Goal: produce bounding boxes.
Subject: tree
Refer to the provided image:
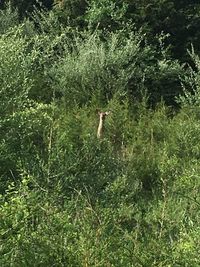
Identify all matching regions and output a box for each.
[1,0,53,18]
[53,0,87,27]
[124,0,200,61]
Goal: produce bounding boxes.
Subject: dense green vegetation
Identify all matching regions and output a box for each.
[0,1,200,266]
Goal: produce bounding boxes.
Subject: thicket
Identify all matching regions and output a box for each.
[0,2,200,267]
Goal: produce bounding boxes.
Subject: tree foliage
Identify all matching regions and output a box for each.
[0,3,200,267]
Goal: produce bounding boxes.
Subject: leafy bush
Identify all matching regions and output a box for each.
[0,4,19,34]
[178,47,200,109]
[0,6,200,267]
[49,30,150,106]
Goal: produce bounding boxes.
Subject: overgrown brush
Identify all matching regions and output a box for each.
[0,6,200,267]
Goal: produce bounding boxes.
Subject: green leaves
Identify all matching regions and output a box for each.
[0,26,33,115]
[50,29,176,107]
[0,4,200,267]
[85,0,128,30]
[0,4,19,34]
[177,47,200,109]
